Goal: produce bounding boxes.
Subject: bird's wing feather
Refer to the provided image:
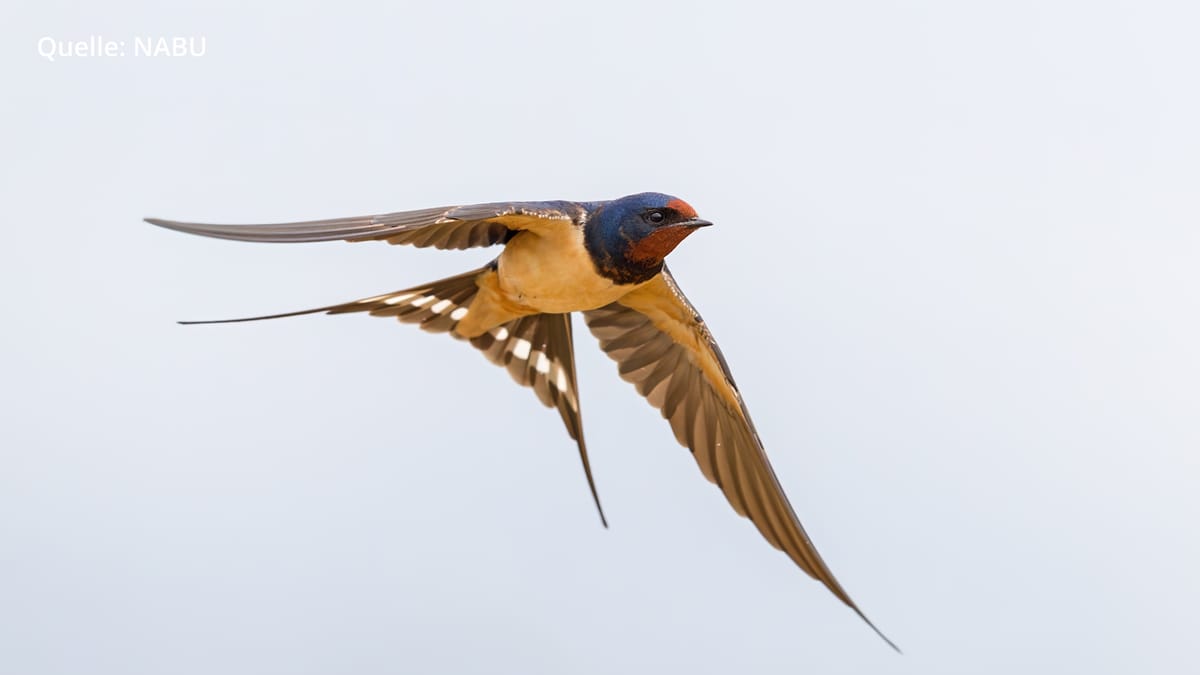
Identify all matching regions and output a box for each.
[179,266,606,526]
[468,311,606,526]
[583,267,894,649]
[145,201,583,250]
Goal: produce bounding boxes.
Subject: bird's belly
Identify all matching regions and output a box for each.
[497,231,628,313]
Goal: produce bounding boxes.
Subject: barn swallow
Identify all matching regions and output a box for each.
[147,192,896,650]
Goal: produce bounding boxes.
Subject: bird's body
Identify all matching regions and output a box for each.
[471,214,623,332]
[147,192,897,650]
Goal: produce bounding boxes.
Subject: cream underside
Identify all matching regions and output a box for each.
[498,226,634,312]
[451,228,635,337]
[453,226,644,338]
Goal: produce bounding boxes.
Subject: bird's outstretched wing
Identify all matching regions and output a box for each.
[468,310,605,527]
[179,265,606,527]
[145,201,584,250]
[583,267,895,650]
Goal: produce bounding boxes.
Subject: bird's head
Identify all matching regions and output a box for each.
[585,192,712,284]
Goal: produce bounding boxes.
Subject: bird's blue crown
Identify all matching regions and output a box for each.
[584,192,705,285]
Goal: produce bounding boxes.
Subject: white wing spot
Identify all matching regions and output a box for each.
[534,352,551,374]
[492,327,509,341]
[512,338,532,360]
[555,366,569,393]
[450,307,468,320]
[383,293,416,306]
[410,295,435,308]
[430,299,453,314]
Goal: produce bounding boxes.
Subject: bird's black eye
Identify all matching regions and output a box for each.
[646,210,666,224]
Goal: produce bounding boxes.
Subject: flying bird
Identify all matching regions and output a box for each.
[147,192,896,650]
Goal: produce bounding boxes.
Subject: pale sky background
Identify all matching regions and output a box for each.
[3,1,1199,673]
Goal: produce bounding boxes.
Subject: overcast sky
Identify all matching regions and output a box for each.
[3,1,1199,673]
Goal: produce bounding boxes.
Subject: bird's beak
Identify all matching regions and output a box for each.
[681,218,713,228]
